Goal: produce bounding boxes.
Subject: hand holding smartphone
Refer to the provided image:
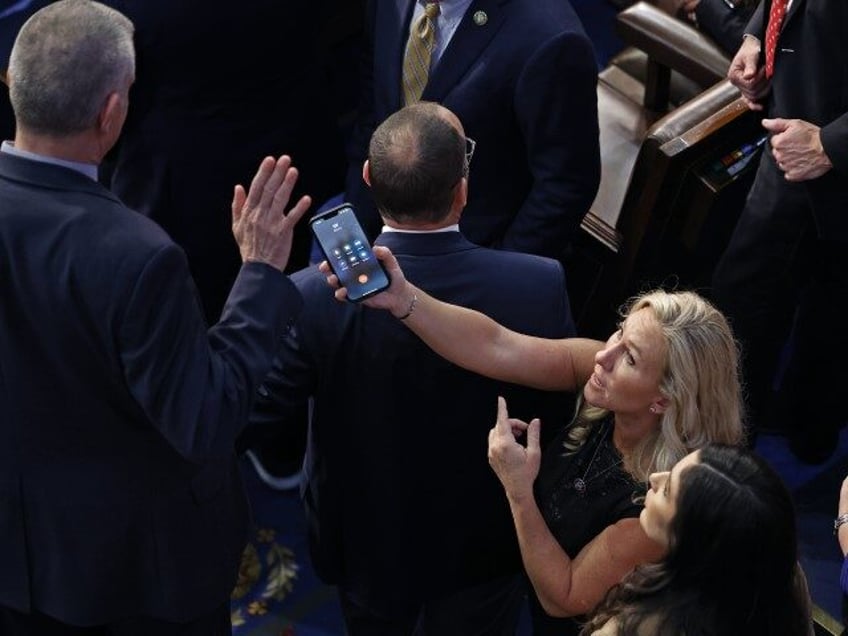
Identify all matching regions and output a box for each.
[309,203,390,302]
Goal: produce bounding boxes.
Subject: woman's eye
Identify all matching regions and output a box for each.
[625,351,635,365]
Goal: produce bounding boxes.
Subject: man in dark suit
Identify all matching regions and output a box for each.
[712,0,848,461]
[344,0,601,263]
[0,1,309,632]
[249,102,577,635]
[656,0,757,55]
[1,0,347,323]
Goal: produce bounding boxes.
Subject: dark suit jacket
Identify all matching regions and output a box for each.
[746,0,848,239]
[694,0,756,55]
[345,0,601,260]
[0,152,301,625]
[250,230,577,618]
[96,0,346,320]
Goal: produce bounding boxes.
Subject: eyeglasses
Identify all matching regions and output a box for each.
[463,136,476,176]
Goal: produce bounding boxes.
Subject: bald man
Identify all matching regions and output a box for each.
[248,102,578,635]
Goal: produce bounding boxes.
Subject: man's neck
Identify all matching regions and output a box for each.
[14,128,101,165]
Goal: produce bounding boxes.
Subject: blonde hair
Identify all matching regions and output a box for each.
[566,290,745,481]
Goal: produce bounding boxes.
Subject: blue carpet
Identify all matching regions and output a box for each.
[231,461,344,636]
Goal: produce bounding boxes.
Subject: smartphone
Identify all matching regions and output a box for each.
[309,203,390,302]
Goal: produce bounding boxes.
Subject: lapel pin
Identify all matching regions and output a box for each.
[473,10,488,26]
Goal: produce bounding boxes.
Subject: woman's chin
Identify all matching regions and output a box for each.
[583,386,603,409]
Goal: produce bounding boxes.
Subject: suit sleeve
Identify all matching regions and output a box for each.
[743,0,765,38]
[694,0,757,55]
[247,320,316,437]
[503,30,601,258]
[119,246,302,461]
[821,113,848,176]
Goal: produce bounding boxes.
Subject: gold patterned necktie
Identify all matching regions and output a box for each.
[402,2,441,105]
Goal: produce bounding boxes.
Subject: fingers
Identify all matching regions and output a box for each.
[242,156,278,214]
[509,420,530,437]
[268,161,299,214]
[496,396,512,433]
[255,158,295,222]
[526,419,541,454]
[231,184,246,224]
[281,194,312,229]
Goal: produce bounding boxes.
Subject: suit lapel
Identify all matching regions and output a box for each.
[422,0,507,101]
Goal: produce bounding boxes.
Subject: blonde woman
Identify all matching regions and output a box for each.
[323,251,745,635]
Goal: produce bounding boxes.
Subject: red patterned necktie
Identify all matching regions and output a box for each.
[764,0,788,78]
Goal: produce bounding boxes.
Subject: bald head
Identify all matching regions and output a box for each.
[366,101,467,225]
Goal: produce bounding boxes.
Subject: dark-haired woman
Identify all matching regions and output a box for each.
[583,444,813,635]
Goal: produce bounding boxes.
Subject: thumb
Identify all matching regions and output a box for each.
[526,418,541,453]
[740,55,759,79]
[373,245,400,272]
[762,118,789,133]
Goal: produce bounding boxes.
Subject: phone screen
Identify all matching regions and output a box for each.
[310,204,390,302]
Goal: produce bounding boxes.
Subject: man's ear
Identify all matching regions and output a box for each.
[362,160,371,187]
[97,92,122,136]
[452,177,468,212]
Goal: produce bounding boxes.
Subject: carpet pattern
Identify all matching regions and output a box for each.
[230,460,345,636]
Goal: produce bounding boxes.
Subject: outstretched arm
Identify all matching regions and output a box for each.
[322,246,603,391]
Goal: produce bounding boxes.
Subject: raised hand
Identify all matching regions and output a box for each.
[488,396,542,505]
[231,155,312,272]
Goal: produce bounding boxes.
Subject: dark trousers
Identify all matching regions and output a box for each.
[339,573,526,636]
[711,150,848,448]
[0,602,231,636]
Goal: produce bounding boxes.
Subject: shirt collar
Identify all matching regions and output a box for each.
[381,223,460,234]
[1,140,99,181]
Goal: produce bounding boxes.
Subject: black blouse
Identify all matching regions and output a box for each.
[530,415,646,636]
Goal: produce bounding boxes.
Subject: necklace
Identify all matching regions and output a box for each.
[573,422,624,497]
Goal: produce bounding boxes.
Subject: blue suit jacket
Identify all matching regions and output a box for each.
[250,230,577,618]
[346,0,601,260]
[0,152,301,624]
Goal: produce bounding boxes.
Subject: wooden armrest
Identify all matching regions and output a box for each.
[648,79,744,148]
[616,1,730,109]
